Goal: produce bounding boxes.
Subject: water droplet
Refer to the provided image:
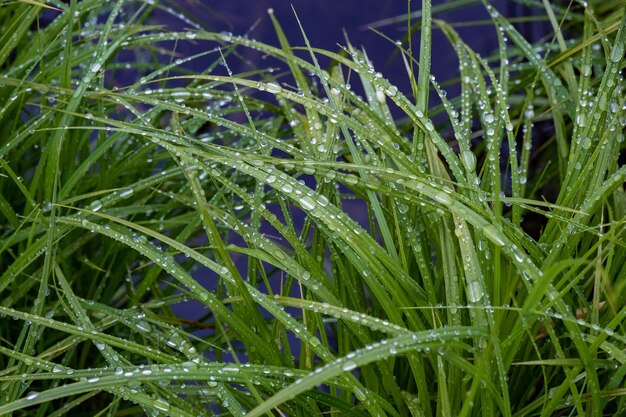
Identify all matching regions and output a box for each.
[135,321,151,332]
[154,398,170,412]
[482,225,505,247]
[25,391,39,400]
[460,150,476,172]
[119,188,134,198]
[90,200,103,212]
[344,175,359,185]
[433,191,453,206]
[299,196,316,211]
[610,43,624,63]
[385,85,398,97]
[467,281,484,303]
[397,203,409,214]
[375,89,386,104]
[266,83,282,94]
[342,360,358,371]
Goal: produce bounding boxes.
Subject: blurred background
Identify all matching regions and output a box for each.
[150,0,552,98]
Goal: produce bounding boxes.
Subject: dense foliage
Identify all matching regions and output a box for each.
[0,0,625,416]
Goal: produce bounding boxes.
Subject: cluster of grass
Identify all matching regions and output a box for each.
[0,0,625,415]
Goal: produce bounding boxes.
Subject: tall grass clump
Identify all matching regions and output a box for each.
[1,0,625,415]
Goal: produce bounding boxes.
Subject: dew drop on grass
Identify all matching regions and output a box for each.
[309,336,321,347]
[87,377,100,383]
[342,360,358,371]
[460,150,477,172]
[90,200,103,212]
[281,183,293,193]
[119,188,134,198]
[385,85,398,97]
[484,113,495,124]
[299,196,316,211]
[433,191,453,206]
[610,42,624,63]
[344,175,359,185]
[482,225,505,247]
[153,398,170,412]
[52,364,64,373]
[467,281,484,303]
[266,175,276,184]
[266,82,282,94]
[135,321,151,332]
[375,89,386,104]
[25,391,39,400]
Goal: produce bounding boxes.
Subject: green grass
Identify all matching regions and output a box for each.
[0,0,625,416]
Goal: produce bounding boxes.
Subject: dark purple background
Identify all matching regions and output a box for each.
[168,0,549,96]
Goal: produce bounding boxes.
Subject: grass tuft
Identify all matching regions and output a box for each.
[0,0,625,416]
